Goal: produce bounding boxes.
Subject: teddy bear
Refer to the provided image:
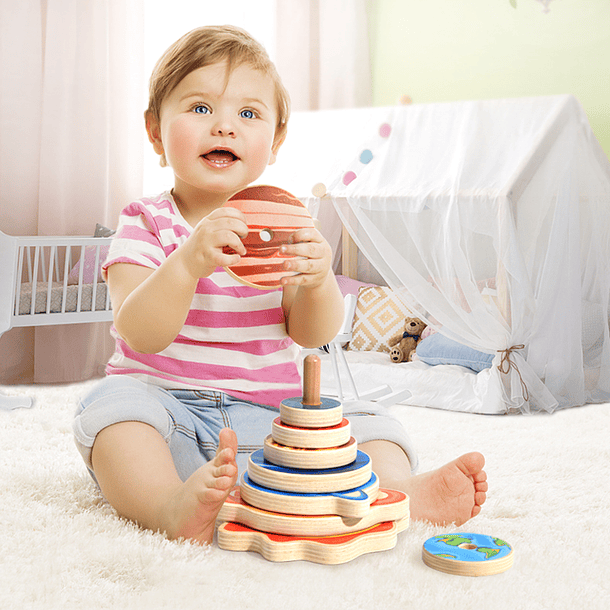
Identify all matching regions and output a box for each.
[388,317,427,363]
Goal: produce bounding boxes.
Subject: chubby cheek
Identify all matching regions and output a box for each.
[248,134,276,174]
[162,118,198,167]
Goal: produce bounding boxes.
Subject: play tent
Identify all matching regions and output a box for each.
[261,95,610,414]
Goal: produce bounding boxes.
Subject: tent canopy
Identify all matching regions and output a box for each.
[262,95,610,413]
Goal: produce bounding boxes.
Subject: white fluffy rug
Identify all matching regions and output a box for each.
[1,379,609,610]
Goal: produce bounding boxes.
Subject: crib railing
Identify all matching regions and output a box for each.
[11,236,113,327]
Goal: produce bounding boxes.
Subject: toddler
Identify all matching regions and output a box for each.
[74,25,487,544]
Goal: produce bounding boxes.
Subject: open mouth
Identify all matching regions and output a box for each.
[201,149,239,167]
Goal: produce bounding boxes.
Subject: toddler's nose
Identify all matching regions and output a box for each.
[212,115,236,137]
[214,125,235,137]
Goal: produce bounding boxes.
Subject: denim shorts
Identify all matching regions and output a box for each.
[73,375,418,481]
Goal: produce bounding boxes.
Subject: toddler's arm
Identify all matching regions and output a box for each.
[280,228,344,348]
[107,207,248,354]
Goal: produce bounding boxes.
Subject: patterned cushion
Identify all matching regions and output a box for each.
[347,286,416,353]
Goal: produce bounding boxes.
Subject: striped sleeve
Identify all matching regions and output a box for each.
[102,199,169,278]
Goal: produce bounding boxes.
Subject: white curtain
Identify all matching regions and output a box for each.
[0,0,144,384]
[274,0,372,272]
[275,0,372,112]
[326,96,610,413]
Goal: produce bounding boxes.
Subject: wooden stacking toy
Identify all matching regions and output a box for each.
[217,354,410,564]
[223,185,316,289]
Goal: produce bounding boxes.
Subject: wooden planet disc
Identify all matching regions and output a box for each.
[280,396,343,428]
[223,185,315,289]
[247,449,372,494]
[271,417,351,449]
[239,472,379,519]
[263,435,358,469]
[217,519,401,565]
[422,533,514,577]
[217,486,409,537]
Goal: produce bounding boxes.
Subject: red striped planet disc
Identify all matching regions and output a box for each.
[223,185,315,289]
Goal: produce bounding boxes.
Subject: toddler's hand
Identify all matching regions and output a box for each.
[279,228,333,289]
[179,207,248,280]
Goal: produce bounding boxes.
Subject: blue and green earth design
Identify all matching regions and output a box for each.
[423,533,512,562]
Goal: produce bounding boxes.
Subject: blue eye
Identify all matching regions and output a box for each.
[193,105,210,114]
[240,109,255,119]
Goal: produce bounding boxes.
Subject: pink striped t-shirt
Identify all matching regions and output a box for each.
[102,192,301,408]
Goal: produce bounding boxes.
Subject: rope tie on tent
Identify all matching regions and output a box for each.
[497,344,530,402]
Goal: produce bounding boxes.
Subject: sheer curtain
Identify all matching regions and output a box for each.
[326,96,610,413]
[275,0,372,111]
[273,0,372,272]
[0,0,144,384]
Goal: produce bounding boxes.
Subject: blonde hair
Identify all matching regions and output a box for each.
[146,25,290,167]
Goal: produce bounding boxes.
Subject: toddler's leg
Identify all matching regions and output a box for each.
[360,440,488,526]
[91,422,237,544]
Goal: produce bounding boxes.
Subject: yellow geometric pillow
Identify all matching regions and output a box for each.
[347,286,416,353]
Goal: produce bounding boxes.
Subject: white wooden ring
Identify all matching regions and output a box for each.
[263,435,358,469]
[271,417,351,449]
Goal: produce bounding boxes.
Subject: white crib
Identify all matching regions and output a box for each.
[0,229,113,409]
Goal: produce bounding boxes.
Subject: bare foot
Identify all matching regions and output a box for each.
[165,428,239,544]
[406,452,488,526]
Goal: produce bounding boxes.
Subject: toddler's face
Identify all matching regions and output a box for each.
[150,61,279,201]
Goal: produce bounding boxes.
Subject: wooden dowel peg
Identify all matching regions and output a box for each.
[302,354,321,406]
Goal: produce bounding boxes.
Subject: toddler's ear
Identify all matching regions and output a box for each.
[268,134,286,166]
[145,113,165,157]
